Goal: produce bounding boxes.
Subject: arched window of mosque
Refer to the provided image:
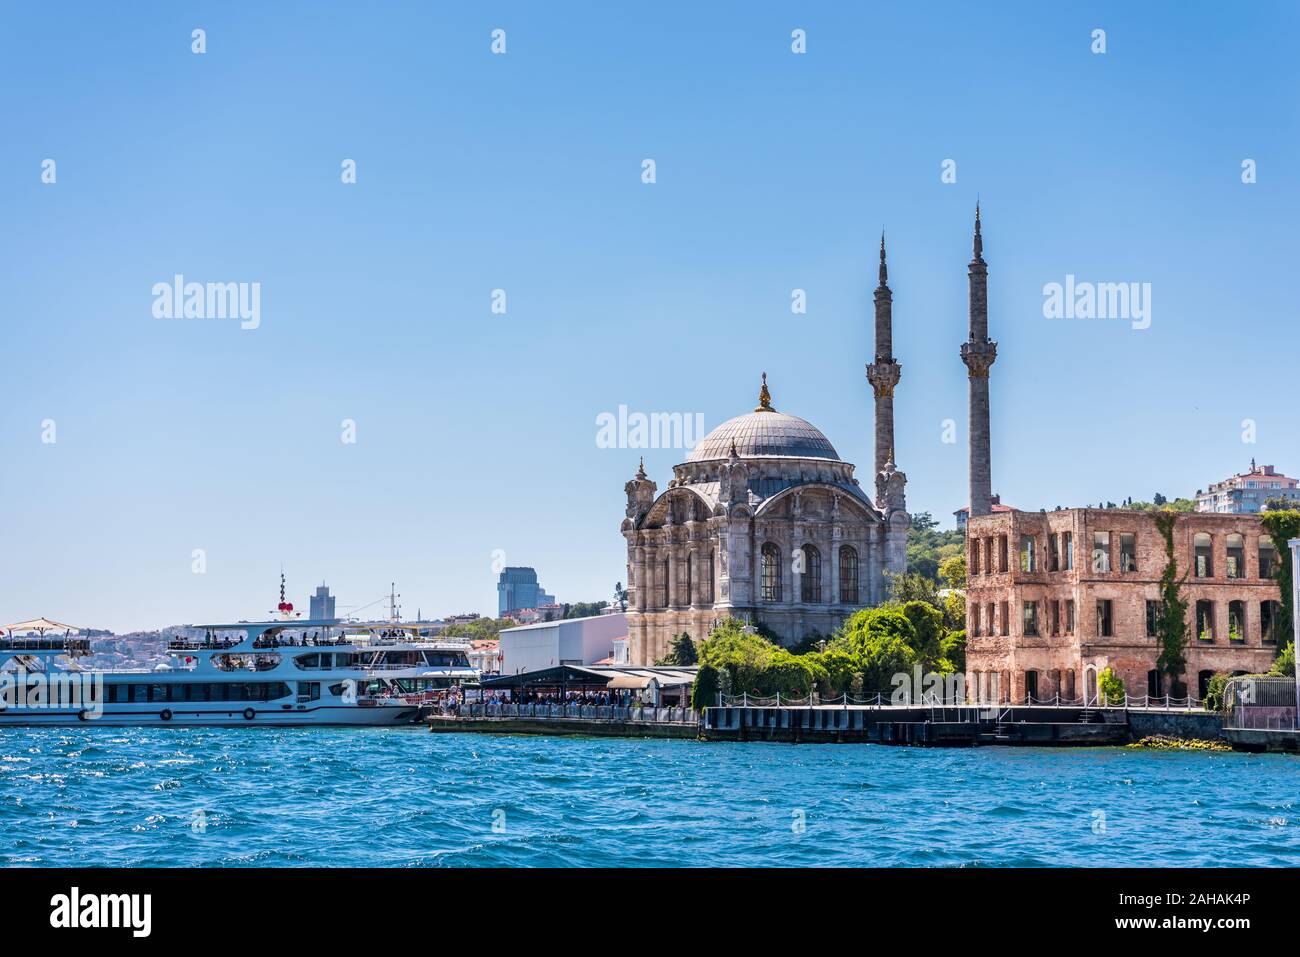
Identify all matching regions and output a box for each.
[800,545,822,603]
[839,546,859,604]
[761,543,782,602]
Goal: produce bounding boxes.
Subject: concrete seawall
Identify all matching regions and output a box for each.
[426,715,698,739]
[703,705,1129,746]
[1128,710,1224,741]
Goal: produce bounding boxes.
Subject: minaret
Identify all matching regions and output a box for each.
[866,233,902,506]
[960,204,997,517]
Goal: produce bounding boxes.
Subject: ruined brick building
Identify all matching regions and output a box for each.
[960,210,1285,704]
[965,508,1283,703]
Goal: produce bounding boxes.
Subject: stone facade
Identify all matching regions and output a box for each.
[965,508,1284,705]
[621,376,909,665]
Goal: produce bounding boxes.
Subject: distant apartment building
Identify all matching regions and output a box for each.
[496,567,556,617]
[965,508,1284,705]
[1196,461,1300,514]
[468,639,502,675]
[953,493,1012,530]
[507,604,566,625]
[309,584,336,620]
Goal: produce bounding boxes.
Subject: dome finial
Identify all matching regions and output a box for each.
[755,371,775,412]
[636,455,646,480]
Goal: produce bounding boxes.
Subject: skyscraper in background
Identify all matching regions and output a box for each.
[309,584,336,620]
[497,567,554,617]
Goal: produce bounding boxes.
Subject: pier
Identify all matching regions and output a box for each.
[425,701,1236,746]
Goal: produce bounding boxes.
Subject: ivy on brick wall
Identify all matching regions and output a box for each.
[1260,509,1300,660]
[1153,510,1190,682]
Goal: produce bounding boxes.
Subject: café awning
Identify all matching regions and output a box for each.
[2,617,84,635]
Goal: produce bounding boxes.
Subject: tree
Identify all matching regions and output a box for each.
[1130,497,1196,513]
[692,664,720,711]
[911,511,939,533]
[898,600,945,670]
[697,619,776,695]
[809,647,857,696]
[1260,509,1300,659]
[1270,642,1295,678]
[938,554,966,590]
[935,554,967,631]
[831,607,920,692]
[613,582,629,612]
[1152,511,1190,684]
[762,649,828,697]
[906,511,964,582]
[939,629,967,673]
[442,617,515,642]
[563,601,606,619]
[1204,672,1232,712]
[888,572,940,606]
[1098,667,1125,706]
[657,632,698,666]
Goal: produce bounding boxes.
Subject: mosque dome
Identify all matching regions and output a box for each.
[686,374,840,462]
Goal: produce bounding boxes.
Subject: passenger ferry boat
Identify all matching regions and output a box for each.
[0,606,479,727]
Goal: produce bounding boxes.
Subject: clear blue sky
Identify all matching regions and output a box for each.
[2,2,1297,632]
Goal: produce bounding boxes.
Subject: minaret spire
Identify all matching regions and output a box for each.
[960,203,997,517]
[866,233,903,511]
[755,371,775,412]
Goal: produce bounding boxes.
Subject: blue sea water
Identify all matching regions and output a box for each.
[0,727,1296,867]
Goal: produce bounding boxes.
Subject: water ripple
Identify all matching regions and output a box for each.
[0,728,1297,867]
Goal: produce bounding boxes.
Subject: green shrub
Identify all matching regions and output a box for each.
[1271,641,1295,678]
[1203,671,1233,712]
[1098,667,1126,706]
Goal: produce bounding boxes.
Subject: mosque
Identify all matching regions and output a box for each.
[620,236,913,665]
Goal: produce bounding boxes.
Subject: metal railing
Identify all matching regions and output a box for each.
[1223,707,1298,732]
[0,637,91,652]
[716,691,1208,710]
[454,702,698,724]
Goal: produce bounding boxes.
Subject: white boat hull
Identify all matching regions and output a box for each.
[0,702,422,727]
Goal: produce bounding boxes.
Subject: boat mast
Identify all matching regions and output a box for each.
[388,583,401,624]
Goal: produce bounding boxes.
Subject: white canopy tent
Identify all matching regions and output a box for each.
[2,618,84,636]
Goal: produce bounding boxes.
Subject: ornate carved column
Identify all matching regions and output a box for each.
[634,545,648,612]
[666,545,678,610]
